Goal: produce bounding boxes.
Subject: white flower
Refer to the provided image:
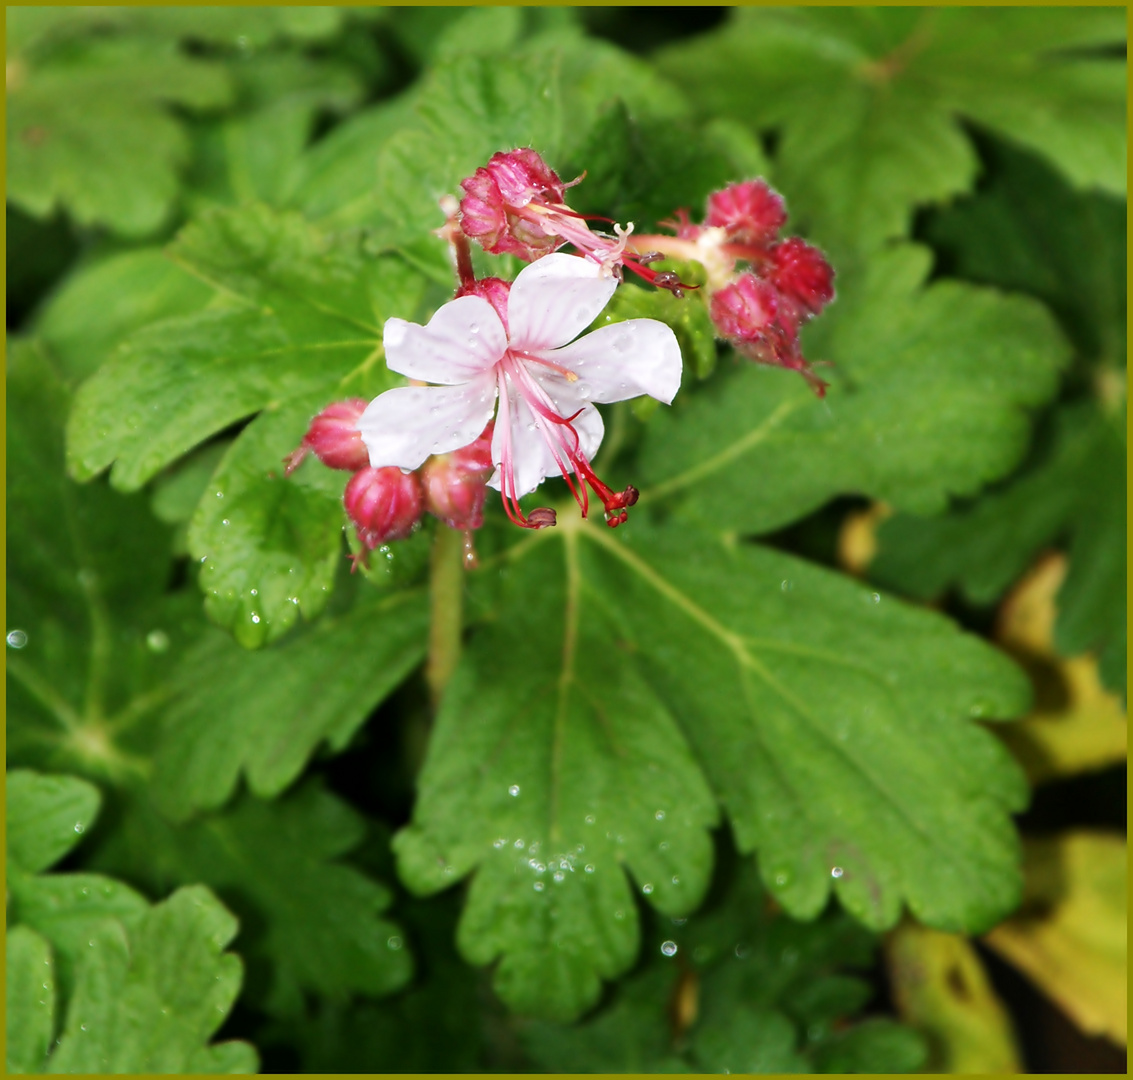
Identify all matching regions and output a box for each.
[359,254,682,528]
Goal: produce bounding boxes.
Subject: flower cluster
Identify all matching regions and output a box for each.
[286,149,835,562]
[286,399,493,566]
[639,179,836,395]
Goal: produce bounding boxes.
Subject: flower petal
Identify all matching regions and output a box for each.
[507,253,619,351]
[358,377,497,471]
[538,318,683,405]
[488,383,604,499]
[384,296,506,385]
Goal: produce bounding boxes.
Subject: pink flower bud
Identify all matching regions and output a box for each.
[457,277,511,332]
[284,398,370,476]
[710,274,779,342]
[420,423,495,530]
[706,180,787,244]
[484,148,566,208]
[768,238,835,329]
[459,150,571,262]
[344,467,423,549]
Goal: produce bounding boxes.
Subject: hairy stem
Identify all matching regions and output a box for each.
[425,523,465,709]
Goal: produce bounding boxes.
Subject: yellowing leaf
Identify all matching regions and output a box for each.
[984,831,1127,1045]
[885,922,1021,1073]
[995,554,1126,786]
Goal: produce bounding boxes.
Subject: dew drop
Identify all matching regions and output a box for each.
[660,940,678,957]
[146,629,169,653]
[508,784,520,797]
[658,841,670,852]
[386,935,403,951]
[73,822,84,834]
[671,876,680,885]
[584,864,595,873]
[250,613,261,624]
[533,881,545,892]
[514,839,525,849]
[735,942,750,959]
[584,814,595,825]
[80,1024,88,1032]
[831,866,844,879]
[781,579,792,592]
[221,518,230,526]
[493,838,506,849]
[642,882,654,895]
[6,629,28,649]
[553,870,565,883]
[614,909,625,920]
[655,809,666,821]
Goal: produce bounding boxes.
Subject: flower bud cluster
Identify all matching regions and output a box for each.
[667,179,835,395]
[285,399,494,565]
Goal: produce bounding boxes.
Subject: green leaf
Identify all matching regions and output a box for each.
[6,339,198,781]
[187,395,354,647]
[640,245,1069,534]
[45,886,257,1074]
[580,521,1029,932]
[151,584,429,819]
[262,891,491,1072]
[924,136,1126,371]
[185,52,365,213]
[693,1005,807,1073]
[395,532,720,1021]
[88,783,413,1017]
[812,1017,928,1073]
[6,925,55,1074]
[34,249,214,381]
[657,8,1126,253]
[65,204,431,642]
[398,515,1027,1018]
[6,769,101,874]
[873,401,1127,696]
[561,102,771,231]
[523,854,924,1072]
[123,6,346,48]
[66,204,424,488]
[7,30,231,235]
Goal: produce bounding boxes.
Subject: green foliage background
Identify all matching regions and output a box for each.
[6,7,1126,1073]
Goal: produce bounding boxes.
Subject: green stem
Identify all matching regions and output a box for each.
[425,524,466,709]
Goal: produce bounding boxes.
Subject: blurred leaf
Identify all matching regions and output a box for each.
[44,887,257,1073]
[6,339,200,781]
[151,583,429,819]
[6,925,56,1075]
[123,6,346,48]
[261,891,491,1073]
[6,769,101,874]
[984,832,1127,1045]
[397,516,1029,1018]
[658,8,1126,253]
[34,249,214,381]
[88,782,413,1018]
[640,244,1068,534]
[873,401,1127,697]
[924,136,1126,372]
[993,555,1126,785]
[186,52,365,213]
[812,1018,928,1074]
[561,102,771,230]
[885,922,1021,1073]
[7,25,231,235]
